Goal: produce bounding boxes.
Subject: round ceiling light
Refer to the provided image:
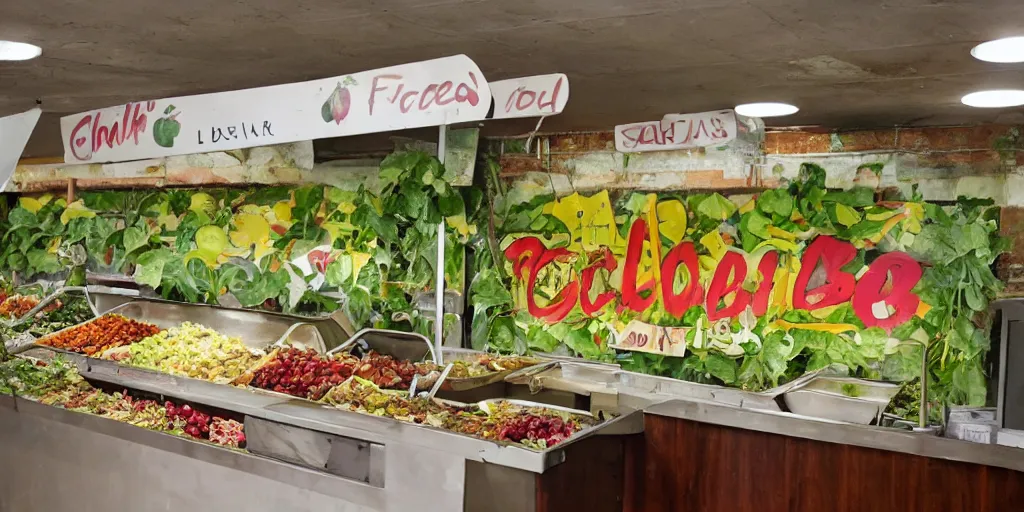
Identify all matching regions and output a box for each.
[972,37,1024,63]
[961,90,1024,108]
[0,41,41,61]
[734,102,799,117]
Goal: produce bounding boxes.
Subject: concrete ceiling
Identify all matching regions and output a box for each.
[5,0,1024,158]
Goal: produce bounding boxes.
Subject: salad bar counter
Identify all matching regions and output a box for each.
[0,293,641,512]
[6,289,1024,512]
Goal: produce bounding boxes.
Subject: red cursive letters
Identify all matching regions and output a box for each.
[68,101,156,161]
[504,237,579,323]
[792,236,857,311]
[852,252,922,332]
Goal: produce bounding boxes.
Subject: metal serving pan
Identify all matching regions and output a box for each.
[105,300,327,351]
[31,301,325,388]
[783,389,888,425]
[327,328,436,363]
[439,350,547,392]
[87,287,351,350]
[0,286,98,328]
[799,375,902,403]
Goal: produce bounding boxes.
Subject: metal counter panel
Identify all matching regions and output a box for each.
[0,397,469,512]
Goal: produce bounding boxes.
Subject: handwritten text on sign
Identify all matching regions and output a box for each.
[614,109,737,153]
[60,55,492,164]
[489,74,569,119]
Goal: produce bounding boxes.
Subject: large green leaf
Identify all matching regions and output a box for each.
[823,187,875,207]
[705,353,738,384]
[951,359,987,406]
[756,189,793,218]
[744,210,772,239]
[438,190,466,217]
[7,208,38,229]
[133,249,174,289]
[122,226,149,255]
[469,268,513,311]
[26,249,61,276]
[563,325,601,359]
[696,193,737,221]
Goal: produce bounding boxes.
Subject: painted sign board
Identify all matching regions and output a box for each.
[489,73,569,119]
[61,55,491,164]
[614,109,737,153]
[501,190,930,359]
[0,108,42,191]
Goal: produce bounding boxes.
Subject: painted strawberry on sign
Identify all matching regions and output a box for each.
[321,76,357,124]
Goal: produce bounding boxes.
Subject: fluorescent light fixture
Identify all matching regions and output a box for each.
[735,102,799,117]
[972,37,1024,63]
[961,90,1024,108]
[0,41,41,61]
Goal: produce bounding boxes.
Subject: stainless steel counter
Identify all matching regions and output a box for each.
[643,398,1024,473]
[25,348,643,475]
[0,395,457,512]
[0,391,632,512]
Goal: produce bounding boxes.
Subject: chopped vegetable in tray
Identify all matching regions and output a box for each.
[0,295,45,319]
[447,354,541,379]
[38,314,161,355]
[246,347,438,399]
[0,354,245,448]
[320,377,597,450]
[0,294,94,343]
[106,322,264,383]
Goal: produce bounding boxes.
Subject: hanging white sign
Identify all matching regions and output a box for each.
[0,108,42,191]
[61,55,491,164]
[489,73,569,119]
[614,109,737,153]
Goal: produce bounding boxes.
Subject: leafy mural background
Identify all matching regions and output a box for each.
[0,152,1009,417]
[0,151,478,339]
[470,162,1007,415]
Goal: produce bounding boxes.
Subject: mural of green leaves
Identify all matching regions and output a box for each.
[0,152,479,340]
[470,162,1008,414]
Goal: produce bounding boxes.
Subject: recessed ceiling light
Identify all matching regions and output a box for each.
[735,102,799,117]
[972,37,1024,63]
[0,41,41,61]
[961,90,1024,108]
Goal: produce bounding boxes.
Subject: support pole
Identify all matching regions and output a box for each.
[434,125,448,364]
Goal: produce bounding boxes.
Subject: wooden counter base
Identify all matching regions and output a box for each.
[626,414,1024,512]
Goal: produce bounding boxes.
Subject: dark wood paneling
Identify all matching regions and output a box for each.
[631,415,1024,512]
[536,435,635,512]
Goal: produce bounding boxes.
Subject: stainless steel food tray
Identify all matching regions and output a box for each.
[87,289,351,349]
[0,286,97,328]
[328,328,436,362]
[781,376,901,425]
[34,300,327,353]
[783,389,887,425]
[30,301,325,391]
[437,347,552,392]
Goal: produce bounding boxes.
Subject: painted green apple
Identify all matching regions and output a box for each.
[153,105,181,148]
